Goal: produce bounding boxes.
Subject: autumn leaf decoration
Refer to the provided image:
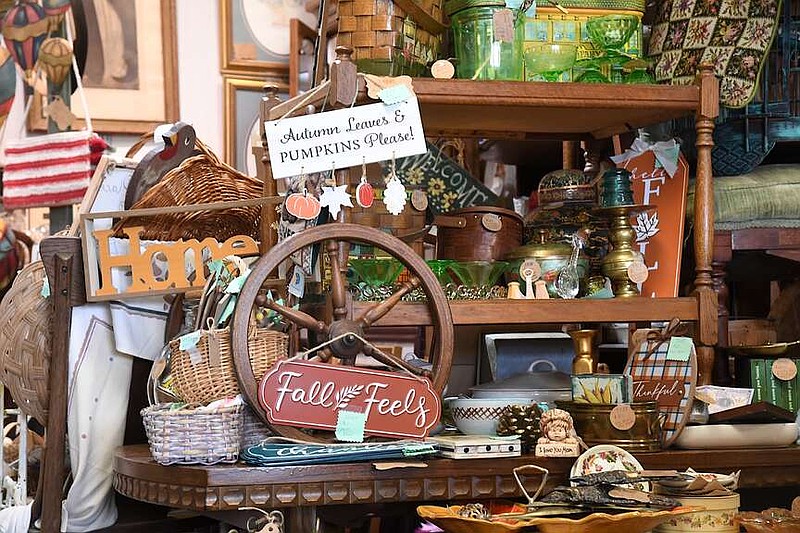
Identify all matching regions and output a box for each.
[634,211,660,242]
[335,385,364,410]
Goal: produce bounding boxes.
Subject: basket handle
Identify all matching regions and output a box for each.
[513,464,549,506]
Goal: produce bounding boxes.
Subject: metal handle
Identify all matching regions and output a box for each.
[513,464,549,505]
[527,359,557,373]
[433,215,467,228]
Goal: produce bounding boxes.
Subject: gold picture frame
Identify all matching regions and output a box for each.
[223,74,288,177]
[220,0,319,74]
[28,0,179,134]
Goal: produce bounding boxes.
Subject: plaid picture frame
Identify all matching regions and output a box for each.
[648,0,782,108]
[625,329,697,448]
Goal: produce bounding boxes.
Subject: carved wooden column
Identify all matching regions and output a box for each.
[712,230,733,385]
[259,84,284,254]
[693,64,720,385]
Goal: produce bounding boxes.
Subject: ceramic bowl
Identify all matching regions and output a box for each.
[674,423,798,449]
[655,493,740,533]
[447,397,532,435]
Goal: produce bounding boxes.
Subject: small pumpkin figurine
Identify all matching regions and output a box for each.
[284,191,321,221]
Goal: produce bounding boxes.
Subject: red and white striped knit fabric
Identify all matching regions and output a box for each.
[2,130,92,209]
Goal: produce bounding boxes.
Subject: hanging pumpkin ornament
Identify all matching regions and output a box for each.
[37,37,72,87]
[0,48,16,130]
[2,0,48,84]
[355,161,374,209]
[42,0,71,33]
[285,190,321,221]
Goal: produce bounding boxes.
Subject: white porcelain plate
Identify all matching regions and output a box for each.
[570,444,647,489]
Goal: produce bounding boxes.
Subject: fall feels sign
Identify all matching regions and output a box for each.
[264,98,427,179]
[622,150,689,298]
[258,360,441,439]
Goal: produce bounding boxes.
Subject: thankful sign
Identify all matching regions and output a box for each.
[265,98,427,179]
[258,359,441,439]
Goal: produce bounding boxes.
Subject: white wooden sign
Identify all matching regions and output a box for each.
[265,98,427,179]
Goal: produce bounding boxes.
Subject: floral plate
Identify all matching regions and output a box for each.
[570,444,647,490]
[417,504,700,533]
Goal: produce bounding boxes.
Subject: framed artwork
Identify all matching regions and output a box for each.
[220,0,319,74]
[223,75,288,177]
[28,0,179,134]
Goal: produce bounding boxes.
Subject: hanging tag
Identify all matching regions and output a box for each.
[335,409,367,442]
[627,259,649,284]
[40,276,51,298]
[383,175,407,215]
[285,191,321,220]
[430,59,455,79]
[319,184,353,218]
[492,9,515,43]
[665,336,693,362]
[772,358,797,381]
[207,330,222,367]
[288,268,305,298]
[179,330,202,351]
[481,213,503,232]
[43,96,76,130]
[356,178,375,208]
[364,74,414,100]
[379,84,413,105]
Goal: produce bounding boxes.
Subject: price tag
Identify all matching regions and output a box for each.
[40,276,50,298]
[627,261,649,283]
[519,259,541,281]
[430,59,455,79]
[492,9,515,43]
[288,268,305,298]
[179,330,202,351]
[666,336,693,362]
[772,358,798,381]
[609,404,636,431]
[481,213,503,232]
[411,189,428,211]
[379,84,413,105]
[335,409,367,442]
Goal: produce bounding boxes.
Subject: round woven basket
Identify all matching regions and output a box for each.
[168,327,287,405]
[0,262,52,425]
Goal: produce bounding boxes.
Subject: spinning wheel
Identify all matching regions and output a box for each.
[232,223,454,442]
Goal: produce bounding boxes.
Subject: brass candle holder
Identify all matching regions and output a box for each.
[597,204,648,298]
[569,329,599,374]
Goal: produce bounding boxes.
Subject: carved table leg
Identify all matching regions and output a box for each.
[712,230,733,385]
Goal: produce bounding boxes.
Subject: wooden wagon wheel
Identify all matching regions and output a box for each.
[232,223,454,442]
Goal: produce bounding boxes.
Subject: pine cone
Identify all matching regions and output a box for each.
[497,403,542,453]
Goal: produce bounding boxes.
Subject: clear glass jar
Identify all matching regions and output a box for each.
[446,0,524,80]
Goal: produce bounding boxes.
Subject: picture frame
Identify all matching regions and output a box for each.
[223,74,288,177]
[289,18,316,97]
[28,0,179,134]
[220,0,319,74]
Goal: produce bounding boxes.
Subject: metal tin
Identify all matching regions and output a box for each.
[556,400,662,452]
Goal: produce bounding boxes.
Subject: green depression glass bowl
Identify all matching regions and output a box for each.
[426,259,456,285]
[585,14,639,54]
[448,260,509,287]
[348,258,404,286]
[525,43,578,82]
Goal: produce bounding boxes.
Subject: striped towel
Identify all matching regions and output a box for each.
[2,130,92,209]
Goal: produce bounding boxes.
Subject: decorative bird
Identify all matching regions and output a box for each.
[125,122,198,209]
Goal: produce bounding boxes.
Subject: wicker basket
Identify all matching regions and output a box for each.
[240,404,273,448]
[336,0,446,76]
[115,141,264,242]
[142,403,243,465]
[168,327,288,405]
[0,262,52,425]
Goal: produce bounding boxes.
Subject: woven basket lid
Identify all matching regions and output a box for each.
[0,261,52,425]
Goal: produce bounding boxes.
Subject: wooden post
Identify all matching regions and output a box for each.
[259,84,284,254]
[693,64,720,384]
[39,253,74,532]
[329,46,358,108]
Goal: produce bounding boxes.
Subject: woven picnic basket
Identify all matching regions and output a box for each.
[168,326,288,405]
[142,402,243,465]
[115,139,264,242]
[0,261,52,425]
[336,0,446,76]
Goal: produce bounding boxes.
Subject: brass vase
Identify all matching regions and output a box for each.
[598,204,647,297]
[569,329,599,375]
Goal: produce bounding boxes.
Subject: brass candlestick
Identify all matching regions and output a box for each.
[598,204,648,298]
[569,329,599,374]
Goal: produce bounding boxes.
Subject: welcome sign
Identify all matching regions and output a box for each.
[264,98,427,179]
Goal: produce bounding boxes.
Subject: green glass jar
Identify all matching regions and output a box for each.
[445,0,524,80]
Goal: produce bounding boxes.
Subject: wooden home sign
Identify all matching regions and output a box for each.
[258,359,441,439]
[83,224,259,301]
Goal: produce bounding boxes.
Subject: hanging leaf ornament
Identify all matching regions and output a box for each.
[42,0,71,33]
[0,48,16,130]
[2,0,48,84]
[37,37,72,87]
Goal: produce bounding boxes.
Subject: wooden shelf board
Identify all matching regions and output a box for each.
[351,297,700,327]
[412,79,700,139]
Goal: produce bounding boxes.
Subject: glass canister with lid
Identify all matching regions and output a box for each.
[445,0,524,80]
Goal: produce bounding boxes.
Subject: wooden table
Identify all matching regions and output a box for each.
[114,445,800,512]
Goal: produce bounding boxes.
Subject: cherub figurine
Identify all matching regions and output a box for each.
[535,408,579,457]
